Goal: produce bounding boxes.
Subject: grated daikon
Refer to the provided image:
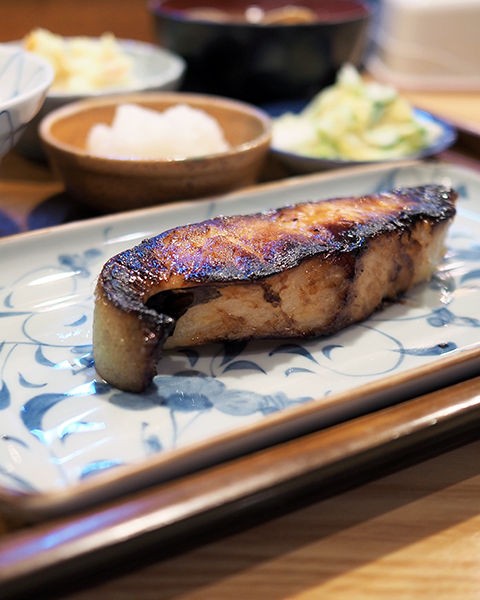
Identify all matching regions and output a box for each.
[86,103,231,160]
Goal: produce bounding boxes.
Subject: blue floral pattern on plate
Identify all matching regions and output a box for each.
[0,162,479,513]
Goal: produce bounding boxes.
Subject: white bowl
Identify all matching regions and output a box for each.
[14,38,186,159]
[367,0,480,91]
[0,45,53,159]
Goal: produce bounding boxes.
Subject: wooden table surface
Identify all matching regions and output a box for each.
[60,439,480,600]
[1,4,480,598]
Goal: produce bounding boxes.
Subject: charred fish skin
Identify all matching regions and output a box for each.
[93,185,457,392]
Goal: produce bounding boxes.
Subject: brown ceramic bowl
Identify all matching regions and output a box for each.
[39,92,272,212]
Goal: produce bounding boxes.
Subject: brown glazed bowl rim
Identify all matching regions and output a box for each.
[39,91,273,168]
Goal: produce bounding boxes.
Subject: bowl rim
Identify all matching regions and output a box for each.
[4,38,186,101]
[0,46,54,111]
[39,91,273,164]
[148,0,372,27]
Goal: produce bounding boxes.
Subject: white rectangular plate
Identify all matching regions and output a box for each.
[1,161,479,518]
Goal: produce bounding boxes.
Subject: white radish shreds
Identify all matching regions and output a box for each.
[86,103,231,160]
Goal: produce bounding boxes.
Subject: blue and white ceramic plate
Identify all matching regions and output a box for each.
[1,161,479,518]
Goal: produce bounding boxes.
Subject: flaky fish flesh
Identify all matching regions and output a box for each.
[93,185,457,391]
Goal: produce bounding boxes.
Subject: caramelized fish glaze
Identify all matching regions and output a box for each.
[93,185,457,391]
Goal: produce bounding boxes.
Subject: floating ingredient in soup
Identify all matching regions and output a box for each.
[86,103,231,160]
[185,4,317,24]
[245,5,317,23]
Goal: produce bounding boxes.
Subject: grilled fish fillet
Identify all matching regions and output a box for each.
[93,185,457,392]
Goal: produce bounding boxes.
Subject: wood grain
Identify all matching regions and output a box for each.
[1,377,479,598]
[61,440,480,600]
[0,0,154,42]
